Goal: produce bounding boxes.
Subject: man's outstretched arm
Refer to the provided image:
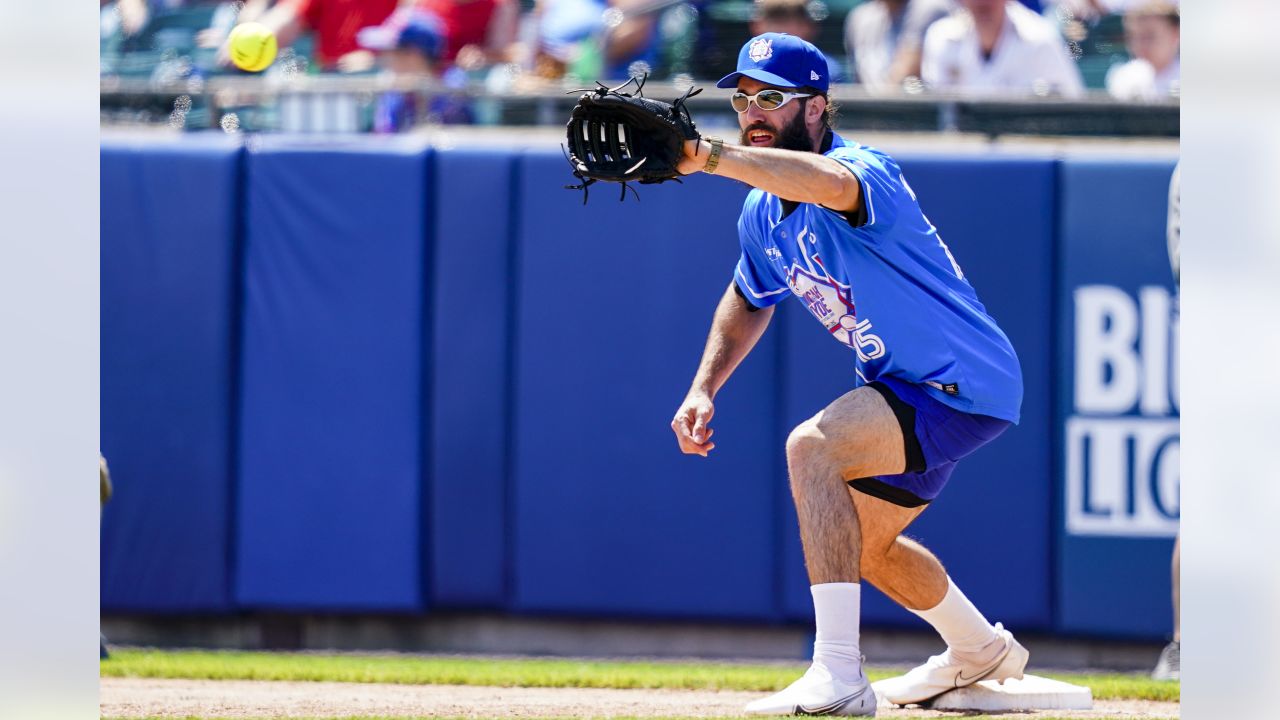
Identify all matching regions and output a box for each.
[678,140,863,212]
[672,281,775,457]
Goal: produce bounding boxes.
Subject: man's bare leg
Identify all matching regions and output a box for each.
[744,387,915,715]
[1152,533,1180,680]
[844,489,943,608]
[786,386,907,585]
[852,489,1002,648]
[850,489,1026,704]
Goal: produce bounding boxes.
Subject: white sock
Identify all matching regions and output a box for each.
[811,583,862,679]
[909,576,999,659]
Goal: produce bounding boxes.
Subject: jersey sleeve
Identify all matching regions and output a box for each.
[733,195,789,309]
[825,145,903,230]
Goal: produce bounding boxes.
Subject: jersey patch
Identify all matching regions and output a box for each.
[785,238,888,363]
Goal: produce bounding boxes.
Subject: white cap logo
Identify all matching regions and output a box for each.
[748,37,773,63]
[811,70,821,81]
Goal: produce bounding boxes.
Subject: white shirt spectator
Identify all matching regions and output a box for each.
[1106,55,1178,99]
[1045,0,1179,21]
[845,0,954,91]
[922,1,1085,97]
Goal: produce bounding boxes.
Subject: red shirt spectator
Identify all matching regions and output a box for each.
[414,0,499,63]
[287,0,399,67]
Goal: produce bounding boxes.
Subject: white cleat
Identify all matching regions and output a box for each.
[744,663,877,716]
[877,623,1029,707]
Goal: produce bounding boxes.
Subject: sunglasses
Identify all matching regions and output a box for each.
[730,89,814,113]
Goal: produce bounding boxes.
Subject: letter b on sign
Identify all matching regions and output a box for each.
[1074,286,1140,414]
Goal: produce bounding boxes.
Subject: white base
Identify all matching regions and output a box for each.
[873,673,1093,712]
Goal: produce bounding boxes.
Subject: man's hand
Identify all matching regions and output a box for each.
[677,138,709,176]
[671,391,716,457]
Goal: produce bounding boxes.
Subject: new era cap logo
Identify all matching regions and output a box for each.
[811,70,821,81]
[749,37,773,62]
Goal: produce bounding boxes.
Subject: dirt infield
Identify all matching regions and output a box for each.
[101,678,1179,718]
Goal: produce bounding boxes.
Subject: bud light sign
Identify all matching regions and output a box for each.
[1053,157,1177,637]
[1065,285,1179,537]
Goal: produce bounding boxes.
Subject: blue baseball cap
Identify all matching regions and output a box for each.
[357,8,445,60]
[716,32,830,94]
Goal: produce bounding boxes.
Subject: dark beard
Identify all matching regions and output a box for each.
[739,99,815,152]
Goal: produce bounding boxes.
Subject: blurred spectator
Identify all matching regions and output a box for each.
[844,0,952,92]
[526,0,659,81]
[359,6,447,73]
[921,0,1084,97]
[417,0,520,70]
[357,7,475,128]
[109,0,153,38]
[1044,0,1177,23]
[230,0,399,72]
[197,0,274,53]
[751,0,846,83]
[1105,1,1178,100]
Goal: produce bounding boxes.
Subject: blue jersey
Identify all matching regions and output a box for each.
[733,133,1023,423]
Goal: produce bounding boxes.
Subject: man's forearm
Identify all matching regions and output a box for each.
[690,283,774,398]
[687,141,861,211]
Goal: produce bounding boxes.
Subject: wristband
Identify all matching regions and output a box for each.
[704,136,724,174]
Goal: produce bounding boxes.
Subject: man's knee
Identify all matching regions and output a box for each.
[785,419,830,472]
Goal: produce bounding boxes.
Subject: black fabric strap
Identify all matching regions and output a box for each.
[845,380,930,509]
[847,477,929,508]
[865,380,927,473]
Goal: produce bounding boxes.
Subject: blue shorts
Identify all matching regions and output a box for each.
[846,375,1011,507]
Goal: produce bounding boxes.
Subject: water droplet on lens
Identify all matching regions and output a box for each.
[168,110,186,129]
[174,94,192,112]
[220,113,241,133]
[602,7,625,28]
[627,60,652,78]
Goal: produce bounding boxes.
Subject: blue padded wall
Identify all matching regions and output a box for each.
[1056,158,1178,639]
[510,150,783,620]
[235,138,431,610]
[777,155,1058,631]
[99,137,1179,638]
[428,148,518,607]
[100,138,242,611]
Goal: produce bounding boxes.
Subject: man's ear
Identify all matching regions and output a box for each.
[807,95,827,126]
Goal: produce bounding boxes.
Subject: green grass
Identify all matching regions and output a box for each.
[102,648,1179,702]
[107,712,1172,717]
[108,713,1179,720]
[1040,670,1179,703]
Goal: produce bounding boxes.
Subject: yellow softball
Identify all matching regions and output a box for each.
[228,22,278,73]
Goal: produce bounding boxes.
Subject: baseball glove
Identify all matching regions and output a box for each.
[565,76,703,202]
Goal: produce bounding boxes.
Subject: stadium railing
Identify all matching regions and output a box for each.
[100,75,1179,137]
